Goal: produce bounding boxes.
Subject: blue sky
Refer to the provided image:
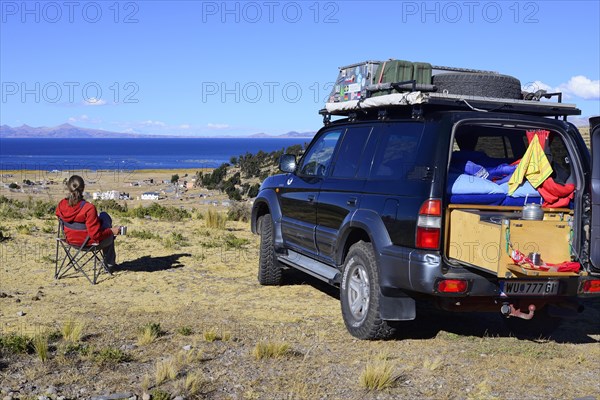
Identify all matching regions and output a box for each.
[1,0,599,136]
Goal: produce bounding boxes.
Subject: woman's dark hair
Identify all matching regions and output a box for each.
[66,175,85,206]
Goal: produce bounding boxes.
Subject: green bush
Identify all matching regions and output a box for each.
[227,202,251,222]
[129,229,161,240]
[128,203,190,222]
[94,199,128,214]
[0,333,33,354]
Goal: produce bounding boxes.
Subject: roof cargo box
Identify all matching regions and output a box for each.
[328,61,381,103]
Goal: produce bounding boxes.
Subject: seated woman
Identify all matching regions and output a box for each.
[55,175,122,269]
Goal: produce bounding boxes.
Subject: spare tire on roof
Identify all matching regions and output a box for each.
[432,73,522,99]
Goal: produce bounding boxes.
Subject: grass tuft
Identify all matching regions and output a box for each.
[32,334,49,362]
[205,209,227,229]
[252,341,290,360]
[137,322,162,345]
[202,328,219,342]
[62,319,85,343]
[359,359,396,391]
[150,389,171,400]
[155,358,178,384]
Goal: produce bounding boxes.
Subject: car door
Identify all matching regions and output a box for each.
[279,129,343,257]
[590,116,600,269]
[316,125,378,263]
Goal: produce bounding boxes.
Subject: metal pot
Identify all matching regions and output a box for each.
[522,203,544,220]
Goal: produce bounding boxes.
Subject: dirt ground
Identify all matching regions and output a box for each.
[0,170,599,400]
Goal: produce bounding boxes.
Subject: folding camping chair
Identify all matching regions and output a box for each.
[55,219,112,284]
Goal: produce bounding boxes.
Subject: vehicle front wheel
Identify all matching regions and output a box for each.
[257,214,283,285]
[340,241,395,340]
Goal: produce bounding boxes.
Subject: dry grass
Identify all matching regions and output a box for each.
[32,334,49,363]
[359,357,397,391]
[252,341,291,360]
[61,319,85,343]
[205,209,227,229]
[0,170,598,399]
[137,323,162,345]
[155,358,178,385]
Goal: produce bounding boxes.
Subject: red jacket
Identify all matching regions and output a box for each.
[55,199,113,245]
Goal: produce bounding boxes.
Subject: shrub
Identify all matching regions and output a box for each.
[223,233,250,249]
[227,202,251,222]
[177,326,193,336]
[0,333,32,354]
[95,347,131,364]
[150,389,171,400]
[94,199,128,214]
[129,229,161,240]
[129,203,190,222]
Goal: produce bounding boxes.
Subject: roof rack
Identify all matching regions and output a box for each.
[319,91,581,120]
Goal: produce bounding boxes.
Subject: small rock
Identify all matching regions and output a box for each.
[90,393,133,400]
[3,395,12,400]
[38,396,50,400]
[57,397,66,400]
[182,345,192,351]
[45,387,57,395]
[142,394,150,400]
[17,311,25,317]
[15,299,21,303]
[127,396,137,400]
[120,344,137,351]
[173,397,184,400]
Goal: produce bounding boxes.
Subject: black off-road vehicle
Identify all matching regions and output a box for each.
[251,61,600,339]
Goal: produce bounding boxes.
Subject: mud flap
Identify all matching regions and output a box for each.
[590,117,600,270]
[379,292,416,321]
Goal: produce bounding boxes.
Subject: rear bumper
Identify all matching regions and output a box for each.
[378,245,600,299]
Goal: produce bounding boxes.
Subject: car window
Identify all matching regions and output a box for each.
[331,126,373,178]
[474,136,515,158]
[299,130,342,177]
[370,124,423,180]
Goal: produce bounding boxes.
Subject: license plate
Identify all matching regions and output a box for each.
[500,280,559,296]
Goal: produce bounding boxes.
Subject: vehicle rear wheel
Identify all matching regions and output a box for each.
[257,214,283,285]
[432,73,522,99]
[340,241,395,340]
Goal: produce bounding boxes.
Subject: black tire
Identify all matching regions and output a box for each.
[340,241,395,340]
[257,214,283,285]
[432,73,522,99]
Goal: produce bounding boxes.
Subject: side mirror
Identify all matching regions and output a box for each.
[279,154,297,173]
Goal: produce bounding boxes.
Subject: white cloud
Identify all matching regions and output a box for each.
[207,123,229,129]
[141,120,167,127]
[523,76,599,100]
[558,75,600,100]
[179,124,191,129]
[83,97,107,106]
[68,114,89,123]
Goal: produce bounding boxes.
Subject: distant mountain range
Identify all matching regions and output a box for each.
[0,124,315,139]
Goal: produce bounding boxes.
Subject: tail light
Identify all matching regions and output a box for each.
[416,199,441,249]
[582,279,600,293]
[437,279,468,293]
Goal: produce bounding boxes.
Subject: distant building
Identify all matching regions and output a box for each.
[141,192,160,200]
[92,190,120,200]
